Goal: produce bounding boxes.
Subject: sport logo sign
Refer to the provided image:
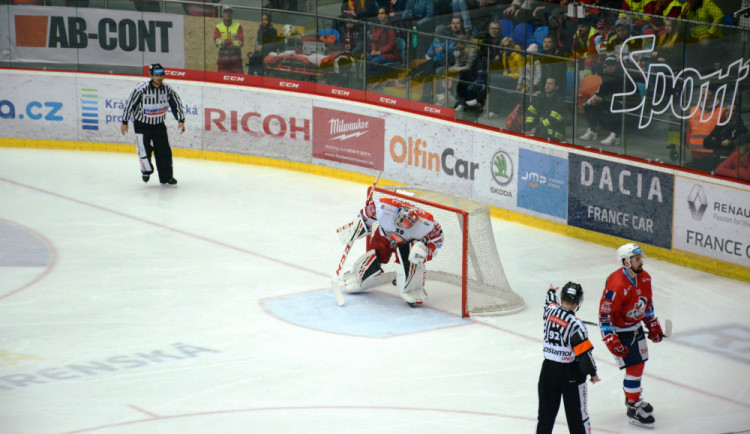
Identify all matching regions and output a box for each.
[611,35,749,129]
[312,107,385,170]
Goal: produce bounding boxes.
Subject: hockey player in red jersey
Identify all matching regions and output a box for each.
[599,243,665,428]
[337,196,443,307]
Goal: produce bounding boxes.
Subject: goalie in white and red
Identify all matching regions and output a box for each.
[337,197,444,307]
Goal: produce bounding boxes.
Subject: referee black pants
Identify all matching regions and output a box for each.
[537,359,590,434]
[134,121,173,183]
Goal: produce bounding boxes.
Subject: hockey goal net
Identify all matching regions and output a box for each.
[370,185,524,317]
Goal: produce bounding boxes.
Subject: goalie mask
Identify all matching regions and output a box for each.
[617,243,644,271]
[560,282,583,311]
[395,207,418,229]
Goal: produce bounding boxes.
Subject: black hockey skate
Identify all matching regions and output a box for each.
[161,178,178,186]
[627,399,655,428]
[142,174,150,183]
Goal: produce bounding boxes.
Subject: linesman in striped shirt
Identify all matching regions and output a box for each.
[537,282,599,434]
[121,63,185,186]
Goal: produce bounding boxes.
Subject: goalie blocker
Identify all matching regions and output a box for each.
[340,197,443,307]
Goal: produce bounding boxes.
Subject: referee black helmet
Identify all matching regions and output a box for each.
[149,63,165,77]
[560,282,583,307]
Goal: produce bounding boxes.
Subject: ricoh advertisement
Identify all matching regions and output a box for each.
[673,177,750,267]
[568,154,674,248]
[201,87,312,162]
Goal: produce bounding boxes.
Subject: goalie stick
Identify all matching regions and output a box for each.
[582,318,673,338]
[331,173,381,306]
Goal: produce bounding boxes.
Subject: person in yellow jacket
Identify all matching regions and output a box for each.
[681,0,724,41]
[213,6,245,73]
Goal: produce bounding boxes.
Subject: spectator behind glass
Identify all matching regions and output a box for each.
[681,0,724,42]
[580,56,625,147]
[402,0,437,56]
[547,8,576,56]
[404,26,456,103]
[367,8,400,85]
[341,0,379,21]
[650,19,684,67]
[686,87,724,169]
[441,35,478,110]
[480,36,523,116]
[385,0,408,28]
[715,134,750,181]
[339,14,365,56]
[704,106,748,164]
[214,6,244,73]
[464,21,502,114]
[525,76,567,141]
[517,43,542,96]
[247,13,279,76]
[451,0,479,34]
[502,0,532,25]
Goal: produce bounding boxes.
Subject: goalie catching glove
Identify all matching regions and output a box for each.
[408,241,430,264]
[644,317,664,343]
[337,217,369,245]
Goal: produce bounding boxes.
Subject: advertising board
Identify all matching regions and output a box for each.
[673,176,750,267]
[568,154,674,248]
[7,5,184,67]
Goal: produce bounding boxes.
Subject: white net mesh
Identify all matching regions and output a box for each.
[371,186,525,317]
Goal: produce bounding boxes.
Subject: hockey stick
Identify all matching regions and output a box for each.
[582,318,673,338]
[331,173,381,306]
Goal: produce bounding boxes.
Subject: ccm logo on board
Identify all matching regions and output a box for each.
[424,106,442,114]
[331,89,350,96]
[224,75,244,82]
[379,97,397,105]
[279,82,300,88]
[166,71,185,77]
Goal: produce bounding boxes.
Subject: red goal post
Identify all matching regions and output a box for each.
[370,185,525,317]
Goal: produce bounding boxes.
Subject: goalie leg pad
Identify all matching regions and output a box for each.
[342,249,383,293]
[396,244,427,305]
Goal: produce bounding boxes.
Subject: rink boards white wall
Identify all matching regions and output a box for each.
[1,69,748,282]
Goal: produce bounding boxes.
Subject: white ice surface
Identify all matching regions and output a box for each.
[0,148,748,434]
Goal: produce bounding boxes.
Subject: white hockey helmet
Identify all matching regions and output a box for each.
[617,243,644,268]
[395,207,418,229]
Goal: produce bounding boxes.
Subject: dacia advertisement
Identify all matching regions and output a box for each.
[567,154,674,249]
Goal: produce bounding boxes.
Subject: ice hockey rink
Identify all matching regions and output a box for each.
[1,147,749,434]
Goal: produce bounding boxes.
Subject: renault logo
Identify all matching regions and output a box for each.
[687,184,708,220]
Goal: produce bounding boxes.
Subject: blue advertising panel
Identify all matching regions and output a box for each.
[517,148,568,220]
[568,154,674,248]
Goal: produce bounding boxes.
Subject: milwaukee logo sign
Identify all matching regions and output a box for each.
[312,107,385,170]
[328,118,370,141]
[9,7,185,67]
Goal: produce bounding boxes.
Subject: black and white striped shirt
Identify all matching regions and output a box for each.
[542,289,597,376]
[122,81,185,126]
